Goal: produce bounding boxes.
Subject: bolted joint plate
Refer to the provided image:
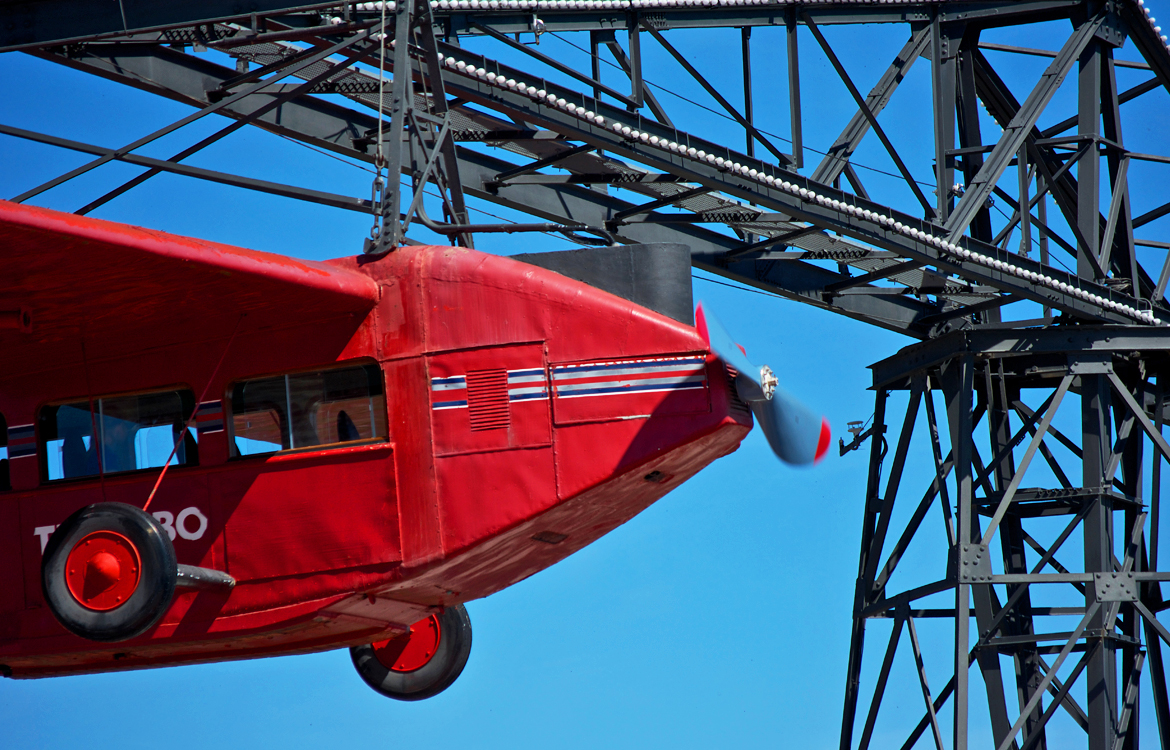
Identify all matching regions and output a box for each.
[1092,571,1137,602]
[1067,358,1114,376]
[1094,11,1127,48]
[958,543,993,583]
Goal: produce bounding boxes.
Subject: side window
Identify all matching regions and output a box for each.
[39,390,198,481]
[0,413,8,491]
[231,363,386,457]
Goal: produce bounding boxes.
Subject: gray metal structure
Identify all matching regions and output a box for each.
[4,0,1170,747]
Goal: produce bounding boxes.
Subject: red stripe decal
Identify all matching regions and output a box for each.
[814,418,832,465]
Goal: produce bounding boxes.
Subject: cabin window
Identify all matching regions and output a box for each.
[230,362,386,457]
[39,390,198,482]
[0,413,9,491]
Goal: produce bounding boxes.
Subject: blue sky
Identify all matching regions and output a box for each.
[2,8,1169,748]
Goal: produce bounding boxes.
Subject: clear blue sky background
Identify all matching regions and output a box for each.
[2,8,1169,748]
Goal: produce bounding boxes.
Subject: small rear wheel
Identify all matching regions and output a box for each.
[350,604,472,701]
[42,503,177,642]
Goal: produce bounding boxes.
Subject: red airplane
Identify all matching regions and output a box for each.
[0,199,827,700]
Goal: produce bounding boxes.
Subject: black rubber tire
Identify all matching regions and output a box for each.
[350,604,473,701]
[42,503,177,643]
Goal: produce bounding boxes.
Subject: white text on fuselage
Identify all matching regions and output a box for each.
[33,506,209,553]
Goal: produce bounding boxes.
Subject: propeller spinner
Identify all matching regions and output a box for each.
[695,303,831,466]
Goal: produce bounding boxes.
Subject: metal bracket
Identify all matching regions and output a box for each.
[839,424,881,456]
[958,543,993,583]
[1094,11,1128,48]
[1068,357,1115,376]
[1092,571,1137,602]
[176,564,236,591]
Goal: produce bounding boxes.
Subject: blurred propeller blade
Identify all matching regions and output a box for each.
[754,389,832,466]
[695,302,757,383]
[696,302,830,466]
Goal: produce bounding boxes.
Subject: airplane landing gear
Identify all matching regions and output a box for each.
[41,503,178,642]
[350,604,472,701]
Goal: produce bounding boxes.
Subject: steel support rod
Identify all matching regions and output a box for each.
[812,25,930,187]
[839,388,888,750]
[12,28,382,203]
[945,13,1104,241]
[786,6,802,169]
[0,123,374,213]
[802,12,935,219]
[75,41,375,215]
[642,24,788,166]
[996,603,1102,750]
[906,615,945,750]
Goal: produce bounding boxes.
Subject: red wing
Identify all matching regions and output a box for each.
[0,200,378,377]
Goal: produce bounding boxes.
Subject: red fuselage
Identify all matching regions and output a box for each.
[0,202,749,678]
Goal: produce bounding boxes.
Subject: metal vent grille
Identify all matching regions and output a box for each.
[725,365,751,420]
[466,369,510,431]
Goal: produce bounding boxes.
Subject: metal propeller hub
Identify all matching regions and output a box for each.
[758,365,777,401]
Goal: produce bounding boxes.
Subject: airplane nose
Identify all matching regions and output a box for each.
[385,241,751,605]
[524,245,751,503]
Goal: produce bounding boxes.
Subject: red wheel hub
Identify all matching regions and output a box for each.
[64,531,141,611]
[371,614,442,673]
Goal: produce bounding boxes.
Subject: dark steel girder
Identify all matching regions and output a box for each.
[29,33,1151,326]
[0,123,374,213]
[11,1,1170,333]
[1120,1,1170,100]
[870,327,1170,392]
[810,24,931,187]
[844,331,1170,750]
[430,40,1147,324]
[943,11,1104,240]
[0,0,1085,52]
[803,12,935,218]
[0,0,336,52]
[25,42,938,336]
[971,50,1162,303]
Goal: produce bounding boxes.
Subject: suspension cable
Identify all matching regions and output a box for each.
[369,0,389,243]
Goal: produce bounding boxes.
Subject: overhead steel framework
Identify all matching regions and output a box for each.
[4,0,1170,747]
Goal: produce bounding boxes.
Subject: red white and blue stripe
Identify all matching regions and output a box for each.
[196,400,224,434]
[7,424,35,458]
[431,368,549,410]
[551,355,707,398]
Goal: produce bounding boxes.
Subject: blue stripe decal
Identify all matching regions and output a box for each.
[8,424,35,458]
[434,399,469,409]
[558,381,706,398]
[509,392,548,401]
[553,360,705,376]
[8,425,34,440]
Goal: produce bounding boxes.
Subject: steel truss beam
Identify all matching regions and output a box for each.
[427,37,1146,324]
[8,1,1170,329]
[25,40,937,335]
[28,30,1146,325]
[0,0,1087,52]
[843,327,1170,750]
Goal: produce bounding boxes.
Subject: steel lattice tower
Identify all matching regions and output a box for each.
[4,1,1170,747]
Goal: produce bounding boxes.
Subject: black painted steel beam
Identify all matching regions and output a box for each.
[429,40,1143,323]
[811,25,931,186]
[0,123,374,213]
[25,41,938,336]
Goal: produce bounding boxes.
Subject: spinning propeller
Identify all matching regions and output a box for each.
[696,303,831,466]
